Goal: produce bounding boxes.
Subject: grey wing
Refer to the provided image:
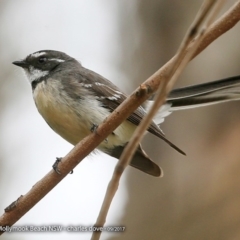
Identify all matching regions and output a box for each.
[78,67,185,155]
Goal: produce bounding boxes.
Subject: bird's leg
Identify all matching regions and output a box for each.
[90,123,108,143]
[90,123,98,133]
[52,157,62,174]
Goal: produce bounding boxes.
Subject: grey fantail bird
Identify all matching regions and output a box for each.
[12,50,240,177]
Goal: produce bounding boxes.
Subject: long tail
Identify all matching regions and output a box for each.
[167,75,240,110]
[144,75,240,125]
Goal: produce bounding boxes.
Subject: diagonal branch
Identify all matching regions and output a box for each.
[0,0,240,236]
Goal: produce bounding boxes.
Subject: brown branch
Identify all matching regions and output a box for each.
[90,1,225,239]
[0,0,240,236]
[195,0,240,57]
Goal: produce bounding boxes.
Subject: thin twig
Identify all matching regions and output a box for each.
[194,0,240,58]
[0,0,240,235]
[206,0,226,26]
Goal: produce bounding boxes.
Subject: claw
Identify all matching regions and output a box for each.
[53,157,74,174]
[91,123,108,143]
[90,123,98,133]
[53,157,62,174]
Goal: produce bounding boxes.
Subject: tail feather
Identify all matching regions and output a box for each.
[110,144,162,177]
[144,75,240,125]
[168,75,240,110]
[114,75,240,177]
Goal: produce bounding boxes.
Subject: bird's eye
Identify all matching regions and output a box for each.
[38,57,47,63]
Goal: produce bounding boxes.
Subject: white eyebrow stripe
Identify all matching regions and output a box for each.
[49,58,65,62]
[31,52,46,58]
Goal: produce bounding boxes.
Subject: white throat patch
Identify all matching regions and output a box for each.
[24,66,49,83]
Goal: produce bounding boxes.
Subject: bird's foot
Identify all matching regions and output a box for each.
[53,157,73,174]
[90,123,108,143]
[90,123,98,133]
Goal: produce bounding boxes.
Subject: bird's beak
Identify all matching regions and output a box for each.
[12,60,29,68]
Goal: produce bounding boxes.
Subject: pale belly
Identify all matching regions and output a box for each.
[33,81,136,153]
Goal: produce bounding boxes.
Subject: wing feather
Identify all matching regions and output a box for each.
[77,67,185,155]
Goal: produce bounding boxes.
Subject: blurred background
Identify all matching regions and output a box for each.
[1,1,240,239]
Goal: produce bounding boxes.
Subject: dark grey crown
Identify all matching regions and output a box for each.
[24,50,73,71]
[13,50,75,71]
[12,50,79,86]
